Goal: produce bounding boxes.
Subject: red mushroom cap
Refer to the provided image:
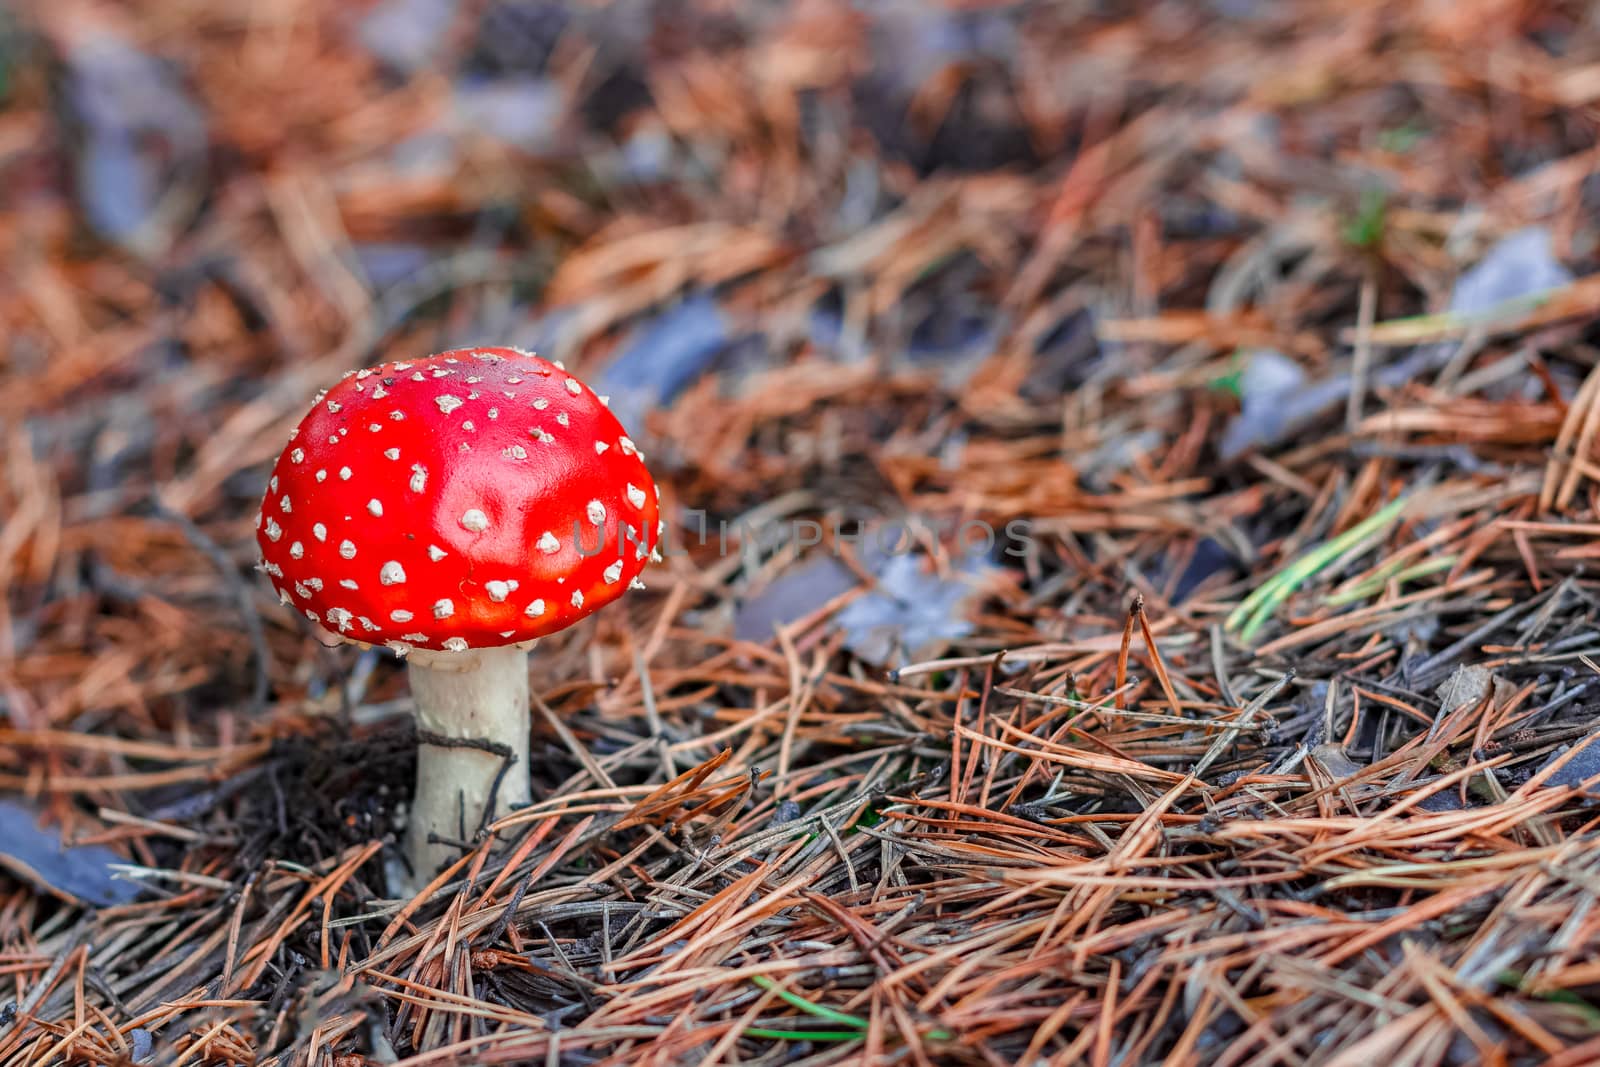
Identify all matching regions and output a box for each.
[255,347,660,656]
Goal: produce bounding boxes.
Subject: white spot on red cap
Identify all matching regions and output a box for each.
[537,531,560,554]
[565,379,581,395]
[409,465,427,492]
[327,400,342,413]
[289,540,303,558]
[390,609,413,623]
[435,396,464,416]
[485,579,519,602]
[556,412,569,426]
[428,545,447,562]
[444,637,469,652]
[603,561,623,584]
[316,469,327,483]
[629,577,647,590]
[570,590,584,608]
[340,467,352,480]
[341,579,359,590]
[587,500,606,525]
[626,485,646,509]
[389,410,405,420]
[384,448,400,460]
[291,449,305,463]
[502,445,528,460]
[367,499,383,517]
[432,599,454,619]
[525,599,545,617]
[380,561,406,585]
[460,509,489,532]
[265,519,283,542]
[533,398,549,411]
[619,437,638,456]
[327,607,354,632]
[594,441,609,454]
[339,540,357,559]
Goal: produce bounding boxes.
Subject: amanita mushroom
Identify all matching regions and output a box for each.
[255,347,659,882]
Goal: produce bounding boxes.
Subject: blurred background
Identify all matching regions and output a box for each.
[8,1,1600,1062]
[5,0,1600,785]
[6,0,1600,785]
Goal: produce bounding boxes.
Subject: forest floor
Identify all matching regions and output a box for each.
[5,2,1600,1064]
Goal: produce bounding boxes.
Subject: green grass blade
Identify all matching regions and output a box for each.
[750,975,869,1029]
[742,1026,868,1042]
[746,976,953,1042]
[1324,554,1455,606]
[1226,496,1408,643]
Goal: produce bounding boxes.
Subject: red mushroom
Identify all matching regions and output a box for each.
[256,347,659,882]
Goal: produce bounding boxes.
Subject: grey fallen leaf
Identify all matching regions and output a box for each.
[594,296,729,430]
[357,0,456,72]
[1434,663,1493,716]
[1448,227,1573,317]
[451,76,566,152]
[353,243,431,290]
[1536,733,1600,792]
[0,799,142,907]
[61,29,207,253]
[1221,350,1309,459]
[618,123,674,182]
[1310,742,1363,779]
[1416,787,1468,812]
[1219,344,1457,459]
[734,555,858,644]
[837,546,996,665]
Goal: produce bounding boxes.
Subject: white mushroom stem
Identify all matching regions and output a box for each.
[403,646,532,882]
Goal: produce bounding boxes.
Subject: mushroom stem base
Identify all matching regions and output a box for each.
[403,646,532,885]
